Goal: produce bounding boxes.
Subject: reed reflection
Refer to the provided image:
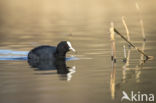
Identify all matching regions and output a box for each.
[122,47,131,83]
[110,60,116,100]
[122,41,146,84]
[110,41,147,100]
[135,41,146,83]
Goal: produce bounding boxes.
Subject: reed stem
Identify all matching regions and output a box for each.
[110,22,117,63]
[114,28,149,60]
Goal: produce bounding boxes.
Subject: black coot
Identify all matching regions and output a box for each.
[27,41,75,69]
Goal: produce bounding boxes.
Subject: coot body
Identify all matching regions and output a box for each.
[27,41,75,69]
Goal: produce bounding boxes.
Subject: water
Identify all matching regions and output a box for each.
[0,0,156,103]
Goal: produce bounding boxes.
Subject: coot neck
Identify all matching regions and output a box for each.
[55,51,67,58]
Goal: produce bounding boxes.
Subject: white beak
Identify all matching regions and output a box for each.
[67,41,76,52]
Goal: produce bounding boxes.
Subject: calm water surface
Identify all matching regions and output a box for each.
[0,0,156,103]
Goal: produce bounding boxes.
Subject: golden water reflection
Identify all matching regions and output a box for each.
[110,40,147,100]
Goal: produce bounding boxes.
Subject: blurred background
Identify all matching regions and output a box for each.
[0,0,156,103]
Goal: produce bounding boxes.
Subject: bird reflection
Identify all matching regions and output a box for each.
[27,58,76,81]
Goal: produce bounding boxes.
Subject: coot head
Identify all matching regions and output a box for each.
[56,41,76,56]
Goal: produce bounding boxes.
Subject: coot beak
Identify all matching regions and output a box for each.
[67,41,76,52]
[69,47,76,52]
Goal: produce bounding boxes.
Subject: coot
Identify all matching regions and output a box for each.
[27,41,76,68]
